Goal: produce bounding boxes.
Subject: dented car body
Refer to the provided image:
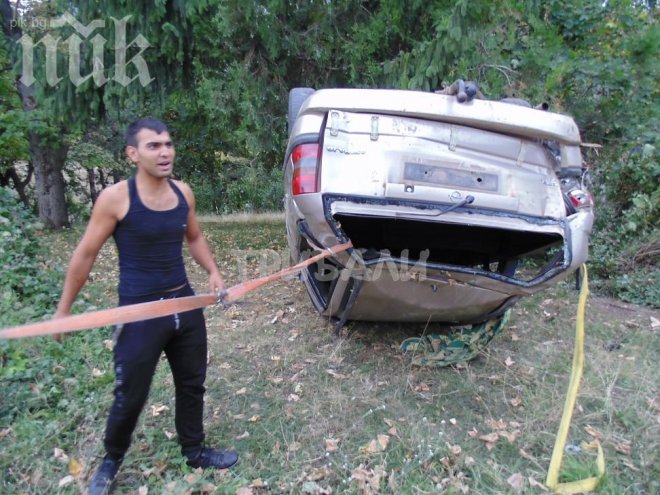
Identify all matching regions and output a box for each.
[283,88,594,324]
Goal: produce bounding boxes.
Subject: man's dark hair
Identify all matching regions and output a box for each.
[124,118,169,147]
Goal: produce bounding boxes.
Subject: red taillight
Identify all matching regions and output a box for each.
[567,189,593,209]
[291,143,320,195]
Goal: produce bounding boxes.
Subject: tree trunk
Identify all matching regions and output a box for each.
[2,0,70,228]
[31,134,69,228]
[87,167,98,204]
[1,164,33,206]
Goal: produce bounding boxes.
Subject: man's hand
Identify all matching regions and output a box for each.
[208,271,225,296]
[51,308,70,343]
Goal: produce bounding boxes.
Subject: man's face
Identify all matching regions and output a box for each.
[126,128,175,178]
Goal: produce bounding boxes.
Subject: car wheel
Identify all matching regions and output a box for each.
[288,87,315,136]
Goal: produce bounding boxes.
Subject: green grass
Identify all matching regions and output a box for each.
[1,219,658,494]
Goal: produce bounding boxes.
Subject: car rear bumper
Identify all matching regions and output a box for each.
[291,193,593,323]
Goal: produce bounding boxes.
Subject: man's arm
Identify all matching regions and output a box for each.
[179,182,225,294]
[54,186,122,317]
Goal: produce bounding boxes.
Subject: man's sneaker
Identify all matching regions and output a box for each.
[186,447,239,469]
[87,456,122,495]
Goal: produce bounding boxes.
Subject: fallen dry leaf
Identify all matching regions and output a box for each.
[138,486,148,495]
[510,397,522,407]
[519,448,536,462]
[235,387,247,396]
[287,441,302,452]
[306,467,331,482]
[414,382,431,392]
[584,424,603,441]
[58,475,75,488]
[68,458,83,478]
[92,368,105,377]
[467,428,479,438]
[53,447,69,463]
[487,419,508,430]
[326,369,349,380]
[250,479,267,488]
[499,430,519,443]
[268,376,284,384]
[236,487,253,495]
[287,393,301,402]
[479,432,499,450]
[351,464,385,495]
[236,431,250,440]
[0,428,10,439]
[528,477,549,491]
[103,339,113,350]
[650,316,659,329]
[142,462,167,477]
[248,415,260,422]
[164,430,176,440]
[325,438,339,453]
[448,444,462,456]
[219,362,232,369]
[449,418,457,425]
[377,434,390,450]
[614,440,632,455]
[151,404,170,417]
[360,434,390,454]
[507,472,524,492]
[505,356,515,367]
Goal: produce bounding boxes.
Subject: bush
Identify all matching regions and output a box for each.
[0,187,62,327]
[225,164,284,213]
[0,187,64,391]
[589,145,659,307]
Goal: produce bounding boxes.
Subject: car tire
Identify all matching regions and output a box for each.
[288,87,315,136]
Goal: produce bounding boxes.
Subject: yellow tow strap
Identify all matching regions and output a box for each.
[546,265,606,493]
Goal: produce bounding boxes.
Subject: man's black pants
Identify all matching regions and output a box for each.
[104,283,207,460]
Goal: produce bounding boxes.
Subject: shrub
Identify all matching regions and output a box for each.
[0,187,62,326]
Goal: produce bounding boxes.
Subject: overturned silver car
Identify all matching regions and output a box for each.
[284,86,594,327]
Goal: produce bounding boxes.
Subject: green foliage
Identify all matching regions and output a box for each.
[0,42,29,165]
[0,187,63,396]
[225,164,284,213]
[0,187,62,327]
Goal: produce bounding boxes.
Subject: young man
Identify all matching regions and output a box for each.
[54,118,238,495]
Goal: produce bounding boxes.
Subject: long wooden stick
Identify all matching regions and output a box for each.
[0,241,352,340]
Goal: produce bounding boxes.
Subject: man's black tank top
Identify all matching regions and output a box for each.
[113,177,189,297]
